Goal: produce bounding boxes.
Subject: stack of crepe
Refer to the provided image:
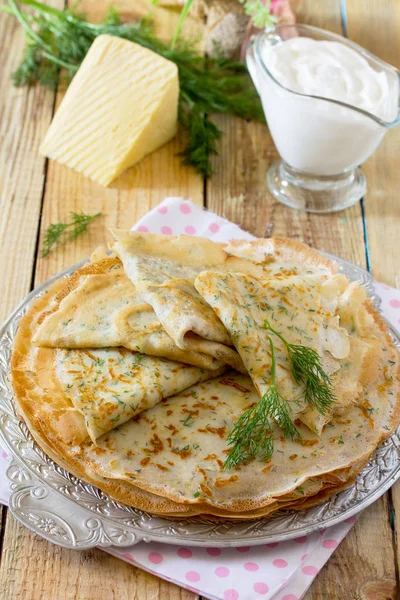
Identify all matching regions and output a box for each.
[11,232,400,519]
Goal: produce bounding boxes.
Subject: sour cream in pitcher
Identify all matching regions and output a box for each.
[256,37,399,175]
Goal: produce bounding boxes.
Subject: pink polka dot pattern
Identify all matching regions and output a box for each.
[253,582,269,595]
[215,567,230,578]
[7,197,396,600]
[244,562,259,572]
[185,571,200,583]
[273,559,288,568]
[177,548,192,559]
[319,528,327,536]
[224,589,239,600]
[322,539,338,549]
[206,548,221,556]
[345,516,357,524]
[1,451,8,460]
[122,553,134,561]
[180,203,192,214]
[148,552,163,564]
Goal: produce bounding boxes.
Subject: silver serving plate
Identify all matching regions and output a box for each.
[0,255,399,550]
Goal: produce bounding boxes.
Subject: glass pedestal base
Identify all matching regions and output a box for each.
[267,160,366,213]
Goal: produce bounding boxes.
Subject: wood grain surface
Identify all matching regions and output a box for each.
[0,0,399,598]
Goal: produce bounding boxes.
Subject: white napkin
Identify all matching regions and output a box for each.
[1,197,399,600]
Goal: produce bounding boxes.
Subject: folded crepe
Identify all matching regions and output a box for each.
[10,236,400,518]
[111,230,246,372]
[195,269,385,434]
[10,281,391,516]
[16,275,224,444]
[33,253,232,371]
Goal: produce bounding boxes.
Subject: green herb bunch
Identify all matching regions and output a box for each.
[41,211,101,257]
[238,0,277,29]
[224,320,335,469]
[4,0,264,177]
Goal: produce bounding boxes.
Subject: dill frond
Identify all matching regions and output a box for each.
[224,336,301,470]
[5,0,264,177]
[40,212,101,257]
[264,320,335,415]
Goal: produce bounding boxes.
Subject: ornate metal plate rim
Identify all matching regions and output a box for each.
[0,253,399,549]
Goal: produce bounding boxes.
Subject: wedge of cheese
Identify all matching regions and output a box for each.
[40,35,179,186]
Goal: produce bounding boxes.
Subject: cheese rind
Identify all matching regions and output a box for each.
[40,35,179,186]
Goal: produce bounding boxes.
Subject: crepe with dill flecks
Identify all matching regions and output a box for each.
[10,237,400,517]
[195,267,387,440]
[11,361,399,513]
[33,250,236,371]
[15,270,224,444]
[110,229,247,373]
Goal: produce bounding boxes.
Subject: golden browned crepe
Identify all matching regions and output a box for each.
[111,230,247,372]
[33,252,234,370]
[10,236,400,519]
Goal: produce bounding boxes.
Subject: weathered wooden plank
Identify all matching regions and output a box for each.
[0,4,60,320]
[345,1,400,593]
[0,0,61,592]
[307,498,397,599]
[309,0,399,597]
[0,516,195,600]
[206,0,366,267]
[345,0,400,287]
[206,1,396,599]
[35,122,203,285]
[0,2,202,599]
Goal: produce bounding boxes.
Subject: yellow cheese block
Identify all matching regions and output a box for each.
[40,35,179,186]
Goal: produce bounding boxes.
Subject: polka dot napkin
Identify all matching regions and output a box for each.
[1,197,399,600]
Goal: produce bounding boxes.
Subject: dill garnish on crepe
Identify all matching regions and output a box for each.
[10,235,400,518]
[4,0,264,177]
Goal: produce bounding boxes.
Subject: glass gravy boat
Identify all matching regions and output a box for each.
[246,24,400,213]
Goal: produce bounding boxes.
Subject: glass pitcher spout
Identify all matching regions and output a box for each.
[248,26,400,129]
[245,24,400,213]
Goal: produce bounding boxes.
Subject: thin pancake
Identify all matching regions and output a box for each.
[16,273,224,443]
[111,230,246,372]
[11,294,371,518]
[10,237,400,517]
[195,271,361,430]
[33,254,226,370]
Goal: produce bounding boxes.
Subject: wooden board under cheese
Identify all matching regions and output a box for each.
[40,35,179,186]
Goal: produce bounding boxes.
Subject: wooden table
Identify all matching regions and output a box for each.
[0,0,399,598]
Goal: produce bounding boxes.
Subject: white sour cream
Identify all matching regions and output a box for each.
[262,38,398,122]
[249,36,399,175]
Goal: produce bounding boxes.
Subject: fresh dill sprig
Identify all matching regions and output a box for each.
[224,321,336,470]
[4,0,264,177]
[170,0,195,50]
[238,0,277,29]
[224,336,301,470]
[178,101,221,177]
[264,320,336,414]
[41,211,101,257]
